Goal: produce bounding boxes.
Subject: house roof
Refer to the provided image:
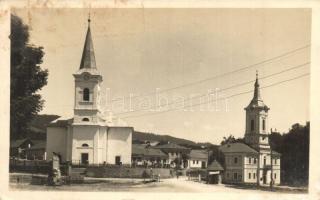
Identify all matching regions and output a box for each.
[29,141,46,150]
[10,138,33,148]
[132,144,168,158]
[219,142,258,154]
[207,160,224,171]
[189,150,208,160]
[153,143,190,150]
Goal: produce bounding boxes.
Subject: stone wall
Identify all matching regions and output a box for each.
[85,166,172,178]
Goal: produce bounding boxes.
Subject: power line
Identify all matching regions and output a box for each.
[120,73,309,119]
[114,62,309,116]
[110,44,309,102]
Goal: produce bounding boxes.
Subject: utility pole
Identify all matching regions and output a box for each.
[270,135,274,191]
[256,151,260,187]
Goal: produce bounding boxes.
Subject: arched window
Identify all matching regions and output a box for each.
[263,156,266,165]
[82,118,89,122]
[82,143,89,147]
[262,119,266,131]
[251,119,254,131]
[83,88,90,101]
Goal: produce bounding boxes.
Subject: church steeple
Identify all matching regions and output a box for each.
[79,14,96,69]
[246,71,268,110]
[253,71,262,101]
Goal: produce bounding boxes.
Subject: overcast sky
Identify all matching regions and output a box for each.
[14,8,310,144]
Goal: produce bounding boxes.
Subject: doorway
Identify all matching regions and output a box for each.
[201,161,206,169]
[263,172,267,184]
[115,156,121,165]
[81,153,89,165]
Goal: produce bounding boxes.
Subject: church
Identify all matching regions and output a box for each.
[219,73,281,185]
[46,17,133,165]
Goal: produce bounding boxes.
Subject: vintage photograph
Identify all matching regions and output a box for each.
[8,8,310,193]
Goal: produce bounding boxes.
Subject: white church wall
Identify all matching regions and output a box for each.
[46,126,68,162]
[107,127,132,165]
[72,125,99,164]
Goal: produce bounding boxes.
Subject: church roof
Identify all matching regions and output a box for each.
[245,71,269,110]
[79,17,96,70]
[219,142,258,154]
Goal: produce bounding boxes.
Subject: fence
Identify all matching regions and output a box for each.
[85,166,172,178]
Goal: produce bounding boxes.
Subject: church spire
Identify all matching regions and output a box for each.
[245,70,269,110]
[253,70,262,101]
[79,13,96,69]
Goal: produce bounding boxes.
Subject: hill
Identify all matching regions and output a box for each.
[133,131,217,149]
[26,114,60,140]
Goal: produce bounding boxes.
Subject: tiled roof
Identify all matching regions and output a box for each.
[207,160,224,171]
[29,141,46,150]
[10,138,32,148]
[219,142,258,154]
[189,149,208,160]
[153,143,190,150]
[132,144,168,158]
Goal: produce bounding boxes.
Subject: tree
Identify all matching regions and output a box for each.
[269,122,310,186]
[10,15,48,140]
[220,134,244,145]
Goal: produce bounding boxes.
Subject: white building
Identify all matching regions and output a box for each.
[219,72,281,185]
[46,17,133,165]
[187,149,208,169]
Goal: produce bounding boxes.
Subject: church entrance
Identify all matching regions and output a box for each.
[81,153,89,165]
[115,156,121,165]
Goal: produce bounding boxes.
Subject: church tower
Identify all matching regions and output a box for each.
[244,72,270,150]
[73,16,104,124]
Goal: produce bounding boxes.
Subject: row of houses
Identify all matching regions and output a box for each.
[132,142,209,169]
[10,139,210,170]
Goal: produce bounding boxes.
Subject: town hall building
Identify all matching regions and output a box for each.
[219,72,281,185]
[46,17,133,165]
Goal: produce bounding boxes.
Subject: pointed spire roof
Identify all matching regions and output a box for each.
[246,71,269,110]
[79,14,96,69]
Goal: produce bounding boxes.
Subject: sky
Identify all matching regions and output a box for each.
[13,8,311,144]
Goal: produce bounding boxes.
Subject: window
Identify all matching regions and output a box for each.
[263,119,266,131]
[196,160,199,164]
[227,173,229,178]
[234,157,238,164]
[233,173,238,180]
[249,158,251,164]
[275,159,277,165]
[82,118,89,122]
[83,88,90,101]
[251,119,254,131]
[274,173,277,179]
[253,173,256,179]
[254,158,257,164]
[82,143,89,147]
[248,173,251,179]
[263,156,266,165]
[193,160,195,164]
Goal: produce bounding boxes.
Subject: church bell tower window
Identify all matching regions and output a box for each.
[262,119,266,131]
[83,88,90,101]
[251,119,254,131]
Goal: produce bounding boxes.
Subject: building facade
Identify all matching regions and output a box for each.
[187,149,208,169]
[46,17,133,165]
[220,72,281,185]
